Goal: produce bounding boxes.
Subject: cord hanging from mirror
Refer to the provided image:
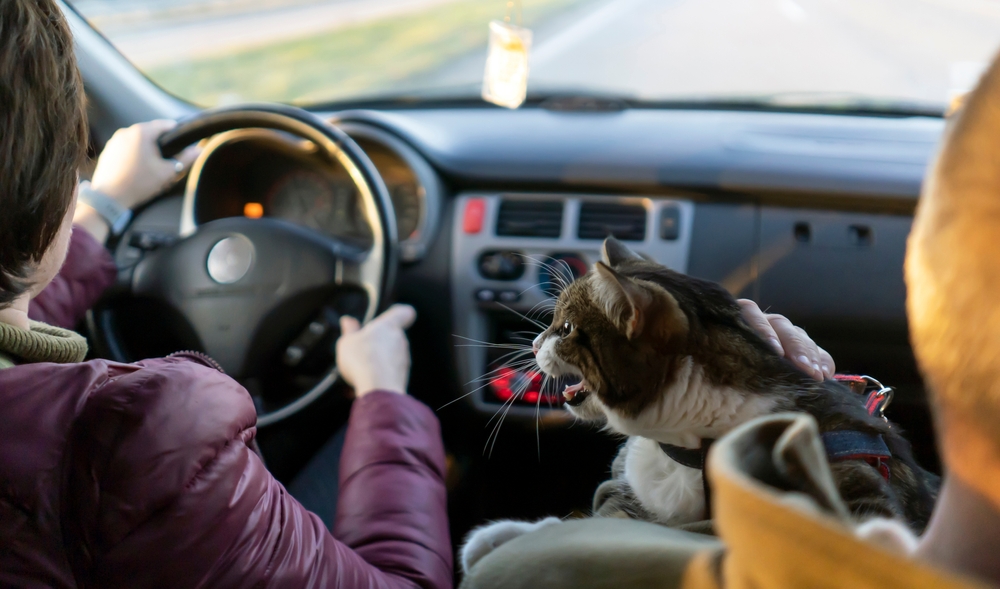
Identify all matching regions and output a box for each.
[504,0,523,27]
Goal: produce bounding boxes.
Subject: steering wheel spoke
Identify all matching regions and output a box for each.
[134,217,352,375]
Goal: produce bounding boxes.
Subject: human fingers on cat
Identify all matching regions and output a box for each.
[765,314,834,380]
[816,343,835,380]
[790,325,835,380]
[795,325,836,380]
[736,299,784,355]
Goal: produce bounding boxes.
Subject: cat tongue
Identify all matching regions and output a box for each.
[563,380,587,401]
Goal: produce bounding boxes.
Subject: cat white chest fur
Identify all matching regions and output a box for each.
[623,436,706,525]
[603,357,778,442]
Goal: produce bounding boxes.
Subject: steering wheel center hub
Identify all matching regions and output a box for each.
[207,235,255,284]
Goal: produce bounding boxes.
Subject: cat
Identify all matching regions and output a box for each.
[461,236,937,574]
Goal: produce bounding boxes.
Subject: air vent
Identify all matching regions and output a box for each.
[578,202,647,241]
[496,200,564,238]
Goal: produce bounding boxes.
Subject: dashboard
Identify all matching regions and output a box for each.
[110,104,949,520]
[120,106,944,428]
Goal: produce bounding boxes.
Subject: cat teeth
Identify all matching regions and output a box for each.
[563,380,588,400]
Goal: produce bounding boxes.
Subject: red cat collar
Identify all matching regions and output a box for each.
[826,374,896,481]
[833,374,895,422]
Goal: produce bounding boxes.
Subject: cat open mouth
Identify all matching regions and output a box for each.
[563,380,591,407]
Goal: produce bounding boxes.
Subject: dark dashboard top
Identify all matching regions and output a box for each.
[333,107,944,207]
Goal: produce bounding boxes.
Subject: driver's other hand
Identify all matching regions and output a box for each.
[90,119,201,210]
[336,304,416,397]
[736,299,835,381]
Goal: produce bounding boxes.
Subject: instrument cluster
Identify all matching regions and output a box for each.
[189,123,441,261]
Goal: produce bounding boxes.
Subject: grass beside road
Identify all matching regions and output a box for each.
[148,0,585,106]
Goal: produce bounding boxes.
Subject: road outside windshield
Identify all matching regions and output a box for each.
[70,0,1000,110]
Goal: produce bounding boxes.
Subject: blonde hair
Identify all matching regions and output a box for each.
[906,50,1000,442]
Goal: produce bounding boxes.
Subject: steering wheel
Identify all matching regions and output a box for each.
[112,104,398,426]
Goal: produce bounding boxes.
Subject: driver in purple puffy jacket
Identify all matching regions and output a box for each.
[0,2,451,587]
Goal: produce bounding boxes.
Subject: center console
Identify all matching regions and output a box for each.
[450,192,695,416]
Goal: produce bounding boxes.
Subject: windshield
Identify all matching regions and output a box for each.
[69,0,1000,111]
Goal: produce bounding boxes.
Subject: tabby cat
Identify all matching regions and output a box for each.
[462,237,937,572]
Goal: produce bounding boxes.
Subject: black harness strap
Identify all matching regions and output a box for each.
[656,374,897,520]
[659,439,716,518]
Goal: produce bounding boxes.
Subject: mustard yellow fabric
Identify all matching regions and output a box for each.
[683,414,987,589]
[461,413,988,589]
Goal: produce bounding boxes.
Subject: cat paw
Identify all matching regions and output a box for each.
[461,517,562,574]
[854,517,919,555]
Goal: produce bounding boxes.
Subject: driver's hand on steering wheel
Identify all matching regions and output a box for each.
[336,304,416,397]
[75,120,200,241]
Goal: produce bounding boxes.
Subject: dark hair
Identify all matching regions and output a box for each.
[0,0,88,308]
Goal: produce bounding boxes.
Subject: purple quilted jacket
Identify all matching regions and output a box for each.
[0,228,453,588]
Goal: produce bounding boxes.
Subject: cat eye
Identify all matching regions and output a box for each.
[557,321,573,337]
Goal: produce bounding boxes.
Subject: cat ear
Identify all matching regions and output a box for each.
[601,237,643,267]
[593,261,651,339]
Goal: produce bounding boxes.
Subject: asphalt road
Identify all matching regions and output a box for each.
[87,0,1000,106]
[430,0,1000,106]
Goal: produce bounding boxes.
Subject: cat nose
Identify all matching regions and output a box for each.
[532,334,543,355]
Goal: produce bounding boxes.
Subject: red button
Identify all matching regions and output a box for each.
[463,198,486,234]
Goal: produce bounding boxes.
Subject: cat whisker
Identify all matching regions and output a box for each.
[466,357,537,386]
[495,303,548,330]
[515,282,546,298]
[484,385,523,457]
[450,368,525,410]
[481,368,537,429]
[454,343,532,349]
[447,367,531,411]
[523,298,557,320]
[519,255,573,290]
[452,334,526,347]
[437,390,476,411]
[535,372,555,460]
[442,357,543,414]
[443,355,540,412]
[510,329,542,337]
[472,348,534,367]
[486,368,540,457]
[470,359,539,390]
[555,258,575,287]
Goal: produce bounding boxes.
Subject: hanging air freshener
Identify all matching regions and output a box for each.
[482,2,532,109]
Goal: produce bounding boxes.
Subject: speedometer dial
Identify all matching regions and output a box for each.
[266,169,372,247]
[267,170,333,233]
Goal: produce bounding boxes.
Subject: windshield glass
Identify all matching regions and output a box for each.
[69,0,1000,111]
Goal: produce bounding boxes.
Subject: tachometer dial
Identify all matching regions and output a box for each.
[390,183,423,240]
[354,138,424,242]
